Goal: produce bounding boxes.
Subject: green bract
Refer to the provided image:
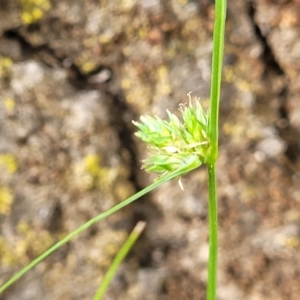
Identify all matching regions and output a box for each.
[132,93,209,178]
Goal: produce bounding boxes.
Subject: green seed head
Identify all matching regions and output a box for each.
[132,92,209,177]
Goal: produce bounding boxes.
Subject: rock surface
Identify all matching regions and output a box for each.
[0,0,300,299]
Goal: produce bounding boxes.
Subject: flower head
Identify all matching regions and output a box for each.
[132,93,209,178]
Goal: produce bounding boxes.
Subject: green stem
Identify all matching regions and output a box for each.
[0,164,199,295]
[207,164,218,300]
[207,0,227,164]
[94,221,146,300]
[206,0,226,299]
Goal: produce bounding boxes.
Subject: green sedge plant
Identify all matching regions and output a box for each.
[0,0,226,299]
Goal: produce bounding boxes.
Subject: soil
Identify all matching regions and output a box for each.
[0,1,300,299]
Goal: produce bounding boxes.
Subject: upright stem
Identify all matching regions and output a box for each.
[206,0,226,299]
[207,0,227,164]
[207,163,218,300]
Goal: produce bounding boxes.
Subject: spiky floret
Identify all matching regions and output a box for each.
[132,92,209,178]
